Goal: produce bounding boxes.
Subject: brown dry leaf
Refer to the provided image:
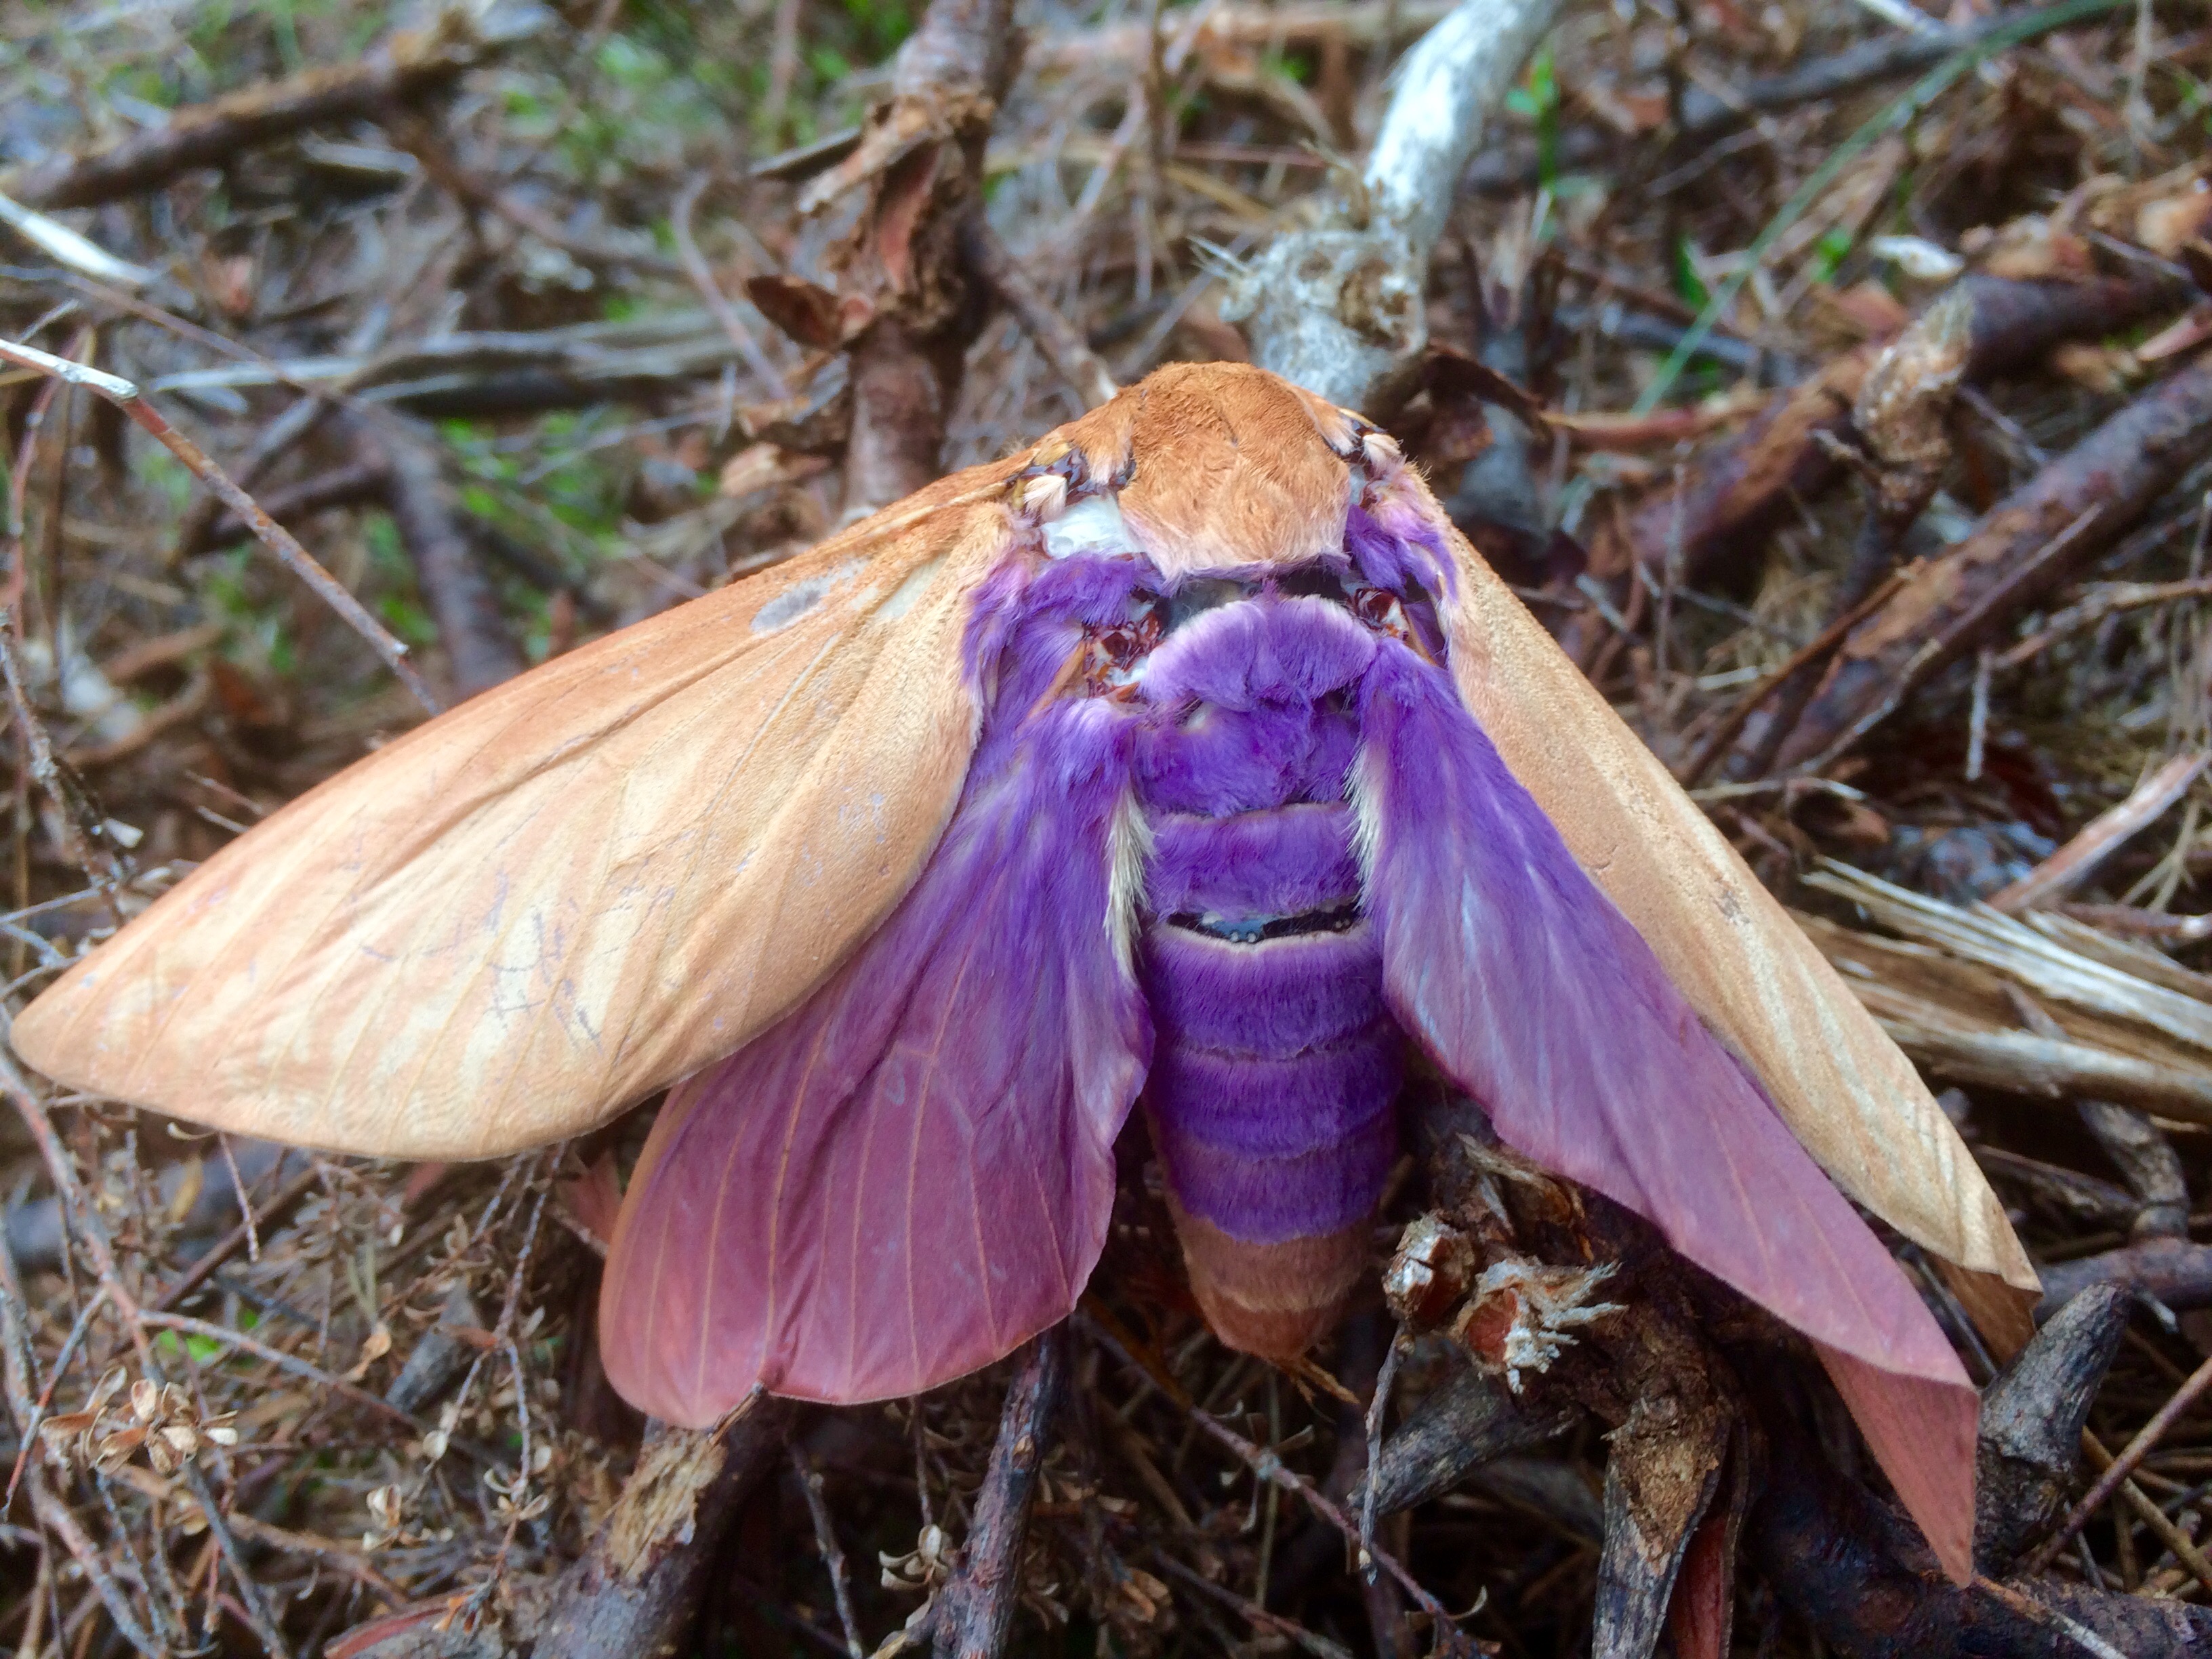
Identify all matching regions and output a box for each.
[718,441,831,501]
[2049,341,2137,394]
[344,1322,394,1382]
[1967,215,2095,281]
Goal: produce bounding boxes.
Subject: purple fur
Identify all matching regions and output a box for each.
[1147,804,1361,918]
[1355,498,1455,598]
[965,553,1148,773]
[1346,504,1450,659]
[1149,1108,1397,1240]
[1133,703,1361,817]
[1143,596,1375,708]
[1147,1031,1399,1154]
[1343,504,1438,595]
[1141,923,1382,1055]
[1134,596,1403,1245]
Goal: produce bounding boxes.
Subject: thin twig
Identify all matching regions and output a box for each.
[2026,1349,2212,1574]
[671,174,791,400]
[150,1167,321,1315]
[1151,1551,1358,1659]
[0,612,111,883]
[933,1330,1066,1659]
[136,1313,426,1435]
[3,1284,108,1511]
[1360,1331,1408,1581]
[792,1444,865,1659]
[24,1472,161,1658]
[215,1135,260,1265]
[1677,569,1908,786]
[1081,1316,1473,1652]
[0,335,438,714]
[961,217,1118,409]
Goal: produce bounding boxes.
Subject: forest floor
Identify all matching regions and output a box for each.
[3,0,2212,1654]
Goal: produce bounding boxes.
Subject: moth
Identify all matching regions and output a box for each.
[12,364,2033,1580]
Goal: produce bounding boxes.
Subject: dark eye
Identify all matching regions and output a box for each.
[1348,583,1414,641]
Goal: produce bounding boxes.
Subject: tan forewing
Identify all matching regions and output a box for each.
[11,460,1029,1159]
[1372,470,2036,1291]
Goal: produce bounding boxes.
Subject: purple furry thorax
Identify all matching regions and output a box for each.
[961,544,1414,1247]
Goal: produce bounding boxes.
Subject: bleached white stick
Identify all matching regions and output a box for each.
[1223,0,1562,413]
[0,192,157,289]
[1363,0,1563,262]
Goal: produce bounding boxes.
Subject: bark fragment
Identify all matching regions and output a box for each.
[1776,356,2212,770]
[532,1399,800,1659]
[1975,1285,2131,1573]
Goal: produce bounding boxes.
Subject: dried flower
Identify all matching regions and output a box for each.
[880,1523,952,1593]
[41,1367,235,1477]
[1455,1260,1623,1391]
[1382,1214,1476,1327]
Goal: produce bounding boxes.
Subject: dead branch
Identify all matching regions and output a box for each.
[1976,1286,2131,1571]
[3,5,538,211]
[1226,0,1563,413]
[1593,1378,1731,1659]
[1358,1361,1578,1517]
[792,1444,865,1659]
[346,414,527,700]
[792,0,1023,513]
[1729,289,1973,779]
[2037,1238,2212,1315]
[1775,355,2212,771]
[1753,1393,2212,1657]
[930,1332,1067,1659]
[2074,1099,2190,1239]
[1563,274,2190,668]
[532,1401,801,1659]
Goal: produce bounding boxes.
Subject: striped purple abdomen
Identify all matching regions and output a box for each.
[1132,595,1403,1354]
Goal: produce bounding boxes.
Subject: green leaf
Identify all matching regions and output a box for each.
[1814,224,1856,281]
[1672,238,1711,310]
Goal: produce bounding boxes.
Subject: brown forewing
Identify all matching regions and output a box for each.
[10,459,1031,1160]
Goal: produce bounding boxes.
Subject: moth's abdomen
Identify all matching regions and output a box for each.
[1132,595,1402,1359]
[1139,803,1399,1359]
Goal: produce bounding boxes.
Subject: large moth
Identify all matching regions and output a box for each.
[12,364,2033,1581]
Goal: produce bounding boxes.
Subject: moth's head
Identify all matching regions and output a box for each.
[1009,361,1414,583]
[989,365,1456,705]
